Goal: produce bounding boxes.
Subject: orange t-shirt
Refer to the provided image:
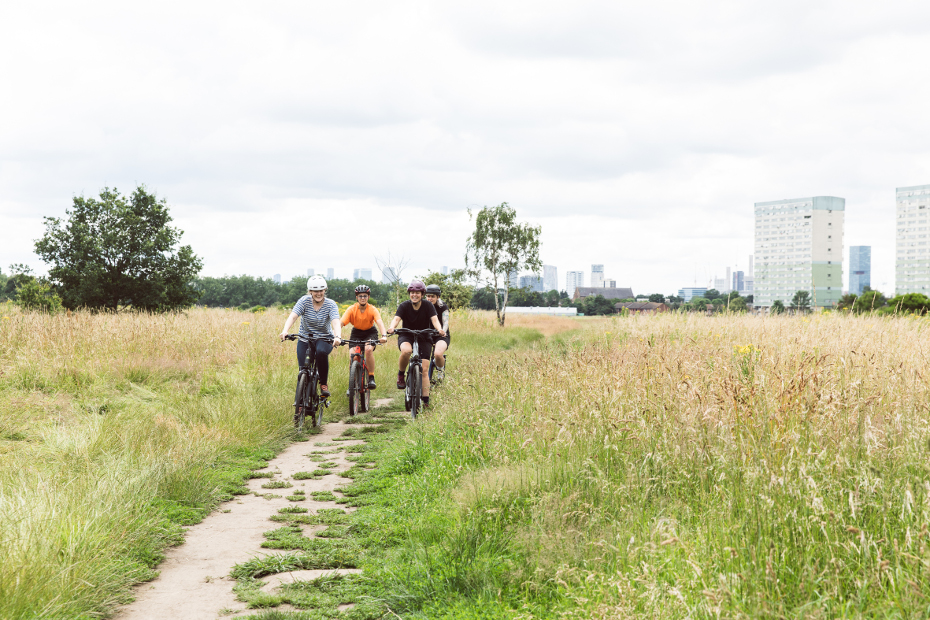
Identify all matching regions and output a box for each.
[341,303,382,331]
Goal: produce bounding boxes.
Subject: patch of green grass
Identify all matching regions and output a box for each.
[261,480,293,489]
[316,461,338,469]
[310,491,337,502]
[292,471,324,480]
[278,506,308,514]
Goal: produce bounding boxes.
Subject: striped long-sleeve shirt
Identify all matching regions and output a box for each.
[291,296,340,342]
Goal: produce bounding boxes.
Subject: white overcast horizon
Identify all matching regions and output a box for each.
[4,1,930,296]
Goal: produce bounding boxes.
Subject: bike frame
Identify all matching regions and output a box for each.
[285,333,333,430]
[394,328,438,419]
[342,337,380,415]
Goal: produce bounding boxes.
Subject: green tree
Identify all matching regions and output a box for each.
[770,300,786,314]
[35,186,203,311]
[648,293,665,303]
[465,203,542,326]
[789,290,812,314]
[725,296,747,313]
[16,279,63,313]
[836,293,857,311]
[704,288,721,301]
[2,264,36,302]
[852,290,886,314]
[470,286,501,311]
[886,292,930,314]
[420,268,475,310]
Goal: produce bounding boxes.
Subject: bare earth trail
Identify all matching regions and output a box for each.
[117,403,394,620]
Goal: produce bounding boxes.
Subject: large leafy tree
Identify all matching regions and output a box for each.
[852,290,886,314]
[35,186,202,311]
[465,203,541,326]
[789,290,812,314]
[420,269,475,311]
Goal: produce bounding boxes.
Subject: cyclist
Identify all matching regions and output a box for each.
[424,284,450,381]
[386,280,445,408]
[279,275,342,398]
[340,284,388,390]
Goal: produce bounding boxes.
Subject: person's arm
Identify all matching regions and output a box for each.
[430,314,445,337]
[375,317,388,342]
[331,318,342,346]
[441,308,450,334]
[387,315,401,334]
[280,312,299,341]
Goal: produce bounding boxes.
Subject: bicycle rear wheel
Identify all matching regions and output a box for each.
[410,364,421,420]
[294,373,308,431]
[348,360,360,417]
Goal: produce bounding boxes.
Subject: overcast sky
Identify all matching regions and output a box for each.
[3,1,930,295]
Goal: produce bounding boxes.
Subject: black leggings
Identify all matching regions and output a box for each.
[296,338,334,386]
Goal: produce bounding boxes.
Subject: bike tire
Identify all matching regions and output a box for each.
[410,364,421,420]
[348,360,360,417]
[361,366,370,412]
[309,374,322,428]
[294,373,308,431]
[404,366,413,412]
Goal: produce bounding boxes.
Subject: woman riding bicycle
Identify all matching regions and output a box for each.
[387,280,445,407]
[279,275,342,398]
[340,284,388,390]
[424,284,450,381]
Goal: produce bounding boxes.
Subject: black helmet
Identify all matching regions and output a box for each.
[425,284,441,295]
[354,285,371,295]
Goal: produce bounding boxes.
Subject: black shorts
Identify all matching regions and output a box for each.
[435,334,450,347]
[397,333,434,357]
[349,327,379,344]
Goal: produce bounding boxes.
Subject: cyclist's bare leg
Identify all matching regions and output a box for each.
[364,343,376,376]
[421,358,431,397]
[433,340,447,368]
[398,342,412,370]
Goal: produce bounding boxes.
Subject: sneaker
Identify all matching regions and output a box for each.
[396,373,405,389]
[345,390,351,397]
[368,377,377,390]
[436,368,445,382]
[320,385,330,398]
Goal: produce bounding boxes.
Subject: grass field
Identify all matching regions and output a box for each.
[3,306,930,618]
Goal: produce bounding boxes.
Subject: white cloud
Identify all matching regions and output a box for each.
[2,0,930,294]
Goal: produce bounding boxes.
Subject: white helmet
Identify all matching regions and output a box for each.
[307,275,327,291]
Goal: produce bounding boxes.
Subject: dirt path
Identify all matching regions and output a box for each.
[116,410,389,620]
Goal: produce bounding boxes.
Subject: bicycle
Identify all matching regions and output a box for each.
[283,333,334,431]
[342,337,381,416]
[393,328,439,420]
[429,350,449,385]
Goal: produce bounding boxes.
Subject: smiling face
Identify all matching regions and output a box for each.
[425,293,438,305]
[309,289,326,302]
[409,290,422,304]
[356,293,369,307]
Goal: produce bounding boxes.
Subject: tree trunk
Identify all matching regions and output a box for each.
[492,272,502,326]
[499,287,509,327]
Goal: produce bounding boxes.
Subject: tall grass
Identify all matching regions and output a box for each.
[358,311,930,617]
[0,306,384,619]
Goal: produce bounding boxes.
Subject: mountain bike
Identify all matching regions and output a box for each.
[393,328,439,420]
[284,333,333,431]
[342,337,381,416]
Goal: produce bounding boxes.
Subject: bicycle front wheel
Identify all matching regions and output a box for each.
[410,364,421,420]
[294,373,308,431]
[309,374,322,429]
[361,366,370,413]
[348,360,360,417]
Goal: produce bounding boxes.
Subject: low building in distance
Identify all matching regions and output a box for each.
[754,196,844,309]
[678,287,707,301]
[572,286,634,302]
[615,301,668,314]
[506,306,577,316]
[849,245,871,295]
[895,185,930,295]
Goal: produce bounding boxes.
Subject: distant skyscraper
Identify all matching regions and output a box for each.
[353,268,373,281]
[441,266,449,275]
[381,266,400,285]
[542,265,558,292]
[605,279,616,288]
[273,274,281,284]
[724,266,732,294]
[507,269,519,288]
[307,268,315,277]
[732,271,744,293]
[850,246,871,295]
[748,255,754,277]
[591,264,604,288]
[895,185,930,295]
[519,275,543,292]
[754,196,845,308]
[713,276,726,292]
[566,271,584,296]
[326,268,334,280]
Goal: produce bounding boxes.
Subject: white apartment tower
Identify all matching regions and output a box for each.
[591,264,604,288]
[542,265,558,292]
[754,196,844,308]
[565,271,584,296]
[895,184,930,295]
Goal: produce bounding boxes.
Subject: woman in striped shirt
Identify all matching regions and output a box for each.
[279,275,342,397]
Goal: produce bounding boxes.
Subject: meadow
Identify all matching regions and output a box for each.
[3,305,930,618]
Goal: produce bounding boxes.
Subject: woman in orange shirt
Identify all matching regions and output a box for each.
[340,285,388,389]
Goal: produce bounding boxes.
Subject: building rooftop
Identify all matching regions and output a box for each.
[572,287,634,301]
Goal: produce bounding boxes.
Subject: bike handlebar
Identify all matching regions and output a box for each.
[282,333,336,343]
[392,328,441,339]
